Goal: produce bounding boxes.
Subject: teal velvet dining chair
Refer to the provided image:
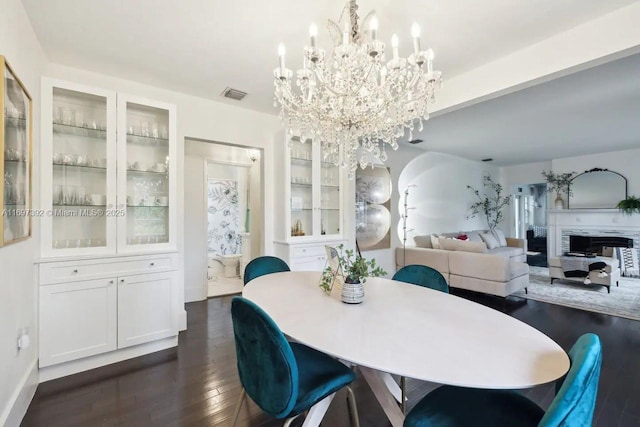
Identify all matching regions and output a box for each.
[230,297,359,427]
[404,333,602,427]
[392,265,449,293]
[243,256,290,285]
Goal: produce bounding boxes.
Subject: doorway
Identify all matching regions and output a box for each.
[184,139,263,299]
[513,183,547,267]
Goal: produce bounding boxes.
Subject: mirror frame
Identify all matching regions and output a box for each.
[568,168,628,209]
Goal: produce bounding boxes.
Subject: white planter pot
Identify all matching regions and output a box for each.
[555,195,565,210]
[341,280,364,304]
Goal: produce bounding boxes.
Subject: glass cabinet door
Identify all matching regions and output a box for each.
[319,144,341,236]
[289,137,313,238]
[118,96,175,252]
[2,59,32,246]
[42,82,116,255]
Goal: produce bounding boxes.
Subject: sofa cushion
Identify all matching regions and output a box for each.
[431,235,441,249]
[488,246,525,259]
[462,231,484,243]
[480,232,500,250]
[509,261,530,280]
[439,238,488,254]
[492,229,508,247]
[413,235,433,248]
[449,251,511,282]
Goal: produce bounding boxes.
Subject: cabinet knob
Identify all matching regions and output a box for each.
[109,280,114,284]
[72,269,78,274]
[150,262,155,266]
[120,279,125,283]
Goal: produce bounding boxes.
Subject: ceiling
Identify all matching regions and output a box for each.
[410,52,640,165]
[22,0,636,115]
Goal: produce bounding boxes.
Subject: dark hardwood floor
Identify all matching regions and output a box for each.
[22,289,640,427]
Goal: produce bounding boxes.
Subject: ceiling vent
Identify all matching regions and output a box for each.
[482,158,494,162]
[408,139,424,144]
[221,87,247,101]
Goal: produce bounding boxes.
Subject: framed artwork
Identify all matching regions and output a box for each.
[1,56,32,247]
[356,165,391,251]
[319,245,344,298]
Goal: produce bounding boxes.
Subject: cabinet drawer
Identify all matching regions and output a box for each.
[40,254,176,284]
[292,245,328,258]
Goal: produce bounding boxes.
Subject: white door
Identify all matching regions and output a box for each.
[117,272,176,348]
[39,278,117,367]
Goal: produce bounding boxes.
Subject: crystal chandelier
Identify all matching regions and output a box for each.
[273,0,442,178]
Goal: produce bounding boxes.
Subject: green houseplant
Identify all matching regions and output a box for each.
[617,195,640,215]
[320,244,387,304]
[466,175,511,231]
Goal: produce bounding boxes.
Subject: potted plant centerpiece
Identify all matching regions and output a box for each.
[321,244,387,304]
[542,170,576,209]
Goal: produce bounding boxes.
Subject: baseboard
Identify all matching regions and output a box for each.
[1,359,38,427]
[179,309,187,331]
[39,336,178,383]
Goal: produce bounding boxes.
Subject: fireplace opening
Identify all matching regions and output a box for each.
[569,235,633,255]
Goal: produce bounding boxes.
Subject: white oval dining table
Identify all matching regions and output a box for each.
[243,271,570,426]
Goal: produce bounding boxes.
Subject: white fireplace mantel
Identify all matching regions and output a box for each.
[547,209,640,257]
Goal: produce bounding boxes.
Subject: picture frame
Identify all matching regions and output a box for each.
[319,245,344,298]
[1,56,33,246]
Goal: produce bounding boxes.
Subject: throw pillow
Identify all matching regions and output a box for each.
[413,235,433,248]
[492,229,508,247]
[463,231,483,243]
[430,234,441,249]
[479,232,500,250]
[456,234,469,241]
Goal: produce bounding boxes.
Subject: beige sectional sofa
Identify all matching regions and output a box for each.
[396,230,529,298]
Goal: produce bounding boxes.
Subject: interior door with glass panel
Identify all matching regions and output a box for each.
[42,81,117,256]
[117,95,176,252]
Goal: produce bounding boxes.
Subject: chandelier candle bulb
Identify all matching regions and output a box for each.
[309,23,317,48]
[278,43,286,75]
[391,34,399,60]
[411,23,421,54]
[370,16,378,41]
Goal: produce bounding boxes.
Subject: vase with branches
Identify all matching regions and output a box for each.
[466,175,511,231]
[541,170,576,209]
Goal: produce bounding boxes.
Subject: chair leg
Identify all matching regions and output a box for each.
[283,414,302,427]
[346,386,360,427]
[301,393,335,427]
[400,376,407,414]
[231,388,246,427]
[524,287,528,294]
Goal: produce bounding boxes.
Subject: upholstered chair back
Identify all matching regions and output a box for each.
[539,333,602,426]
[243,256,291,285]
[392,264,449,293]
[230,297,298,418]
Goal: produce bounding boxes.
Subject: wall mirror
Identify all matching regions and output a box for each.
[1,56,33,246]
[568,168,627,209]
[355,165,391,250]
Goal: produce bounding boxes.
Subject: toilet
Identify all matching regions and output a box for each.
[208,253,242,279]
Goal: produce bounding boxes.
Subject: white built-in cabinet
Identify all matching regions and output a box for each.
[274,134,346,270]
[38,79,179,376]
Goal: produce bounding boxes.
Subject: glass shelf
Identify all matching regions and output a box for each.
[4,159,27,164]
[53,163,107,172]
[126,169,168,176]
[321,185,340,189]
[126,134,169,146]
[127,205,169,208]
[53,204,107,208]
[4,116,26,129]
[291,182,312,188]
[53,123,106,139]
[291,157,338,168]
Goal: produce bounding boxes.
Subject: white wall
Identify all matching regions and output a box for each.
[42,63,281,306]
[360,149,498,274]
[184,140,262,302]
[0,0,46,425]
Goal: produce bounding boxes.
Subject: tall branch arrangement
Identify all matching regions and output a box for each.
[466,175,511,231]
[541,170,576,198]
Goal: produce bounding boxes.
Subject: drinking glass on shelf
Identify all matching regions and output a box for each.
[140,121,150,137]
[53,185,63,205]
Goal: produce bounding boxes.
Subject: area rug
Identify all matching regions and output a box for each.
[512,266,640,321]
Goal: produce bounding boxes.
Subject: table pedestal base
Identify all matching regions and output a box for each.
[360,367,405,427]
